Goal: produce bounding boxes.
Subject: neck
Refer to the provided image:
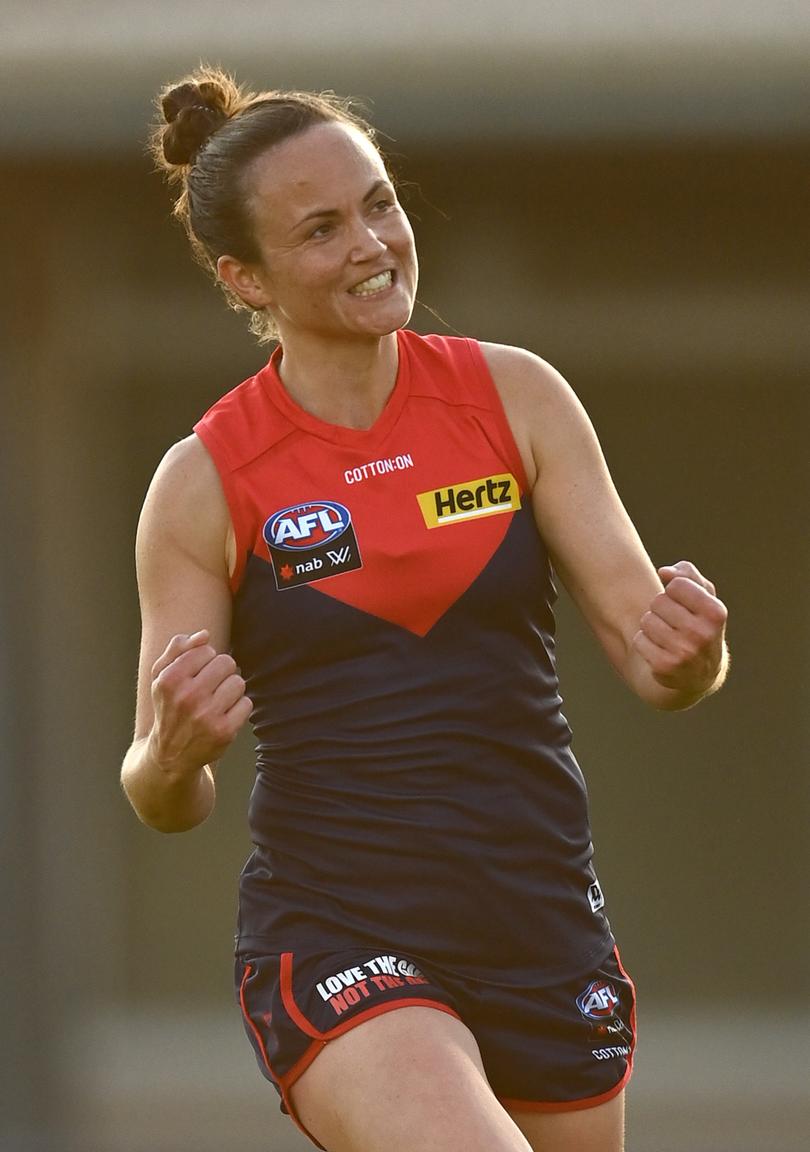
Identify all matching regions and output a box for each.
[275,331,400,429]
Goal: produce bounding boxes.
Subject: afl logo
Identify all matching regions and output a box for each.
[265,501,352,551]
[263,500,363,591]
[576,980,620,1020]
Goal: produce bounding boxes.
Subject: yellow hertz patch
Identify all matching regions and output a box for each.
[417,473,519,528]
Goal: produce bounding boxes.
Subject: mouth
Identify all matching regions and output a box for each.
[348,269,394,297]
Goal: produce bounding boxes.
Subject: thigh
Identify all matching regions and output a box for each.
[290,1005,534,1152]
[508,1090,625,1152]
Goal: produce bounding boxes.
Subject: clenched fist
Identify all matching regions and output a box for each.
[148,630,253,773]
[632,560,728,698]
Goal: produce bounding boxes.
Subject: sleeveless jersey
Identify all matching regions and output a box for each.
[194,329,613,986]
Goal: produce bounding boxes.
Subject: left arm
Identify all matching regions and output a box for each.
[483,343,728,710]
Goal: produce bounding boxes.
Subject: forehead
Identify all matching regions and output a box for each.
[246,121,388,211]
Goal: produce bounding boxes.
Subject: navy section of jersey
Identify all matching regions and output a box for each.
[232,497,614,987]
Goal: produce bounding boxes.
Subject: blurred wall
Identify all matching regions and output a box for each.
[1,7,808,1150]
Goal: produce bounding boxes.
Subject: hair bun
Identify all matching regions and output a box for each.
[160,81,228,165]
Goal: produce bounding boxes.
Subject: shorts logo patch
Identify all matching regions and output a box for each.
[417,473,518,528]
[577,977,634,1060]
[263,500,363,590]
[588,880,605,913]
[315,954,430,1018]
[576,980,620,1021]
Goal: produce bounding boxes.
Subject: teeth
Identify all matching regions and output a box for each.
[350,271,392,296]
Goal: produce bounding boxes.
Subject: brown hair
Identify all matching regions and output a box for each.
[150,65,378,343]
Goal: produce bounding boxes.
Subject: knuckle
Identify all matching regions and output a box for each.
[159,673,194,703]
[708,598,728,624]
[152,666,176,694]
[154,635,185,667]
[214,653,238,677]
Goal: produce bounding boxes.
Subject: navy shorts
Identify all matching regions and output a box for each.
[236,943,636,1147]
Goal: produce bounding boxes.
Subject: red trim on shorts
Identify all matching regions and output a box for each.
[239,963,280,1082]
[612,943,637,1081]
[280,1038,328,1094]
[499,1062,630,1115]
[241,961,326,1149]
[280,953,323,1038]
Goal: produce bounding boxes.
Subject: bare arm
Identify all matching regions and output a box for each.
[484,344,728,710]
[120,435,252,832]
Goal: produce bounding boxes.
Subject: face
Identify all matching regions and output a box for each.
[227,121,418,343]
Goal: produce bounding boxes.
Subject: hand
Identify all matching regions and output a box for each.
[632,561,728,697]
[148,630,252,774]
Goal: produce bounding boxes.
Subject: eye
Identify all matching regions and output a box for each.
[309,220,335,239]
[373,197,395,212]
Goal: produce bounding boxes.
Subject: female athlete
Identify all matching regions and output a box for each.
[121,67,729,1152]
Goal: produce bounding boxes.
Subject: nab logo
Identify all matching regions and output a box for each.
[417,473,518,528]
[263,500,363,590]
[266,501,350,550]
[576,980,620,1021]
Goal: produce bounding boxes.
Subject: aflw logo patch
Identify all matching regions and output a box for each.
[576,980,620,1021]
[417,473,518,528]
[263,500,362,590]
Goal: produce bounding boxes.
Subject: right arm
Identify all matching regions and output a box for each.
[120,435,252,833]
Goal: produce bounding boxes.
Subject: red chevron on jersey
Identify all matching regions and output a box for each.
[194,330,529,637]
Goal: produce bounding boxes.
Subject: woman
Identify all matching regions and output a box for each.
[122,67,728,1152]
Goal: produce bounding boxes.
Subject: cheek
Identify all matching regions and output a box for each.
[396,212,416,249]
[386,216,417,271]
[275,255,334,302]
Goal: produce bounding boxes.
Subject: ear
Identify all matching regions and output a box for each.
[216,254,273,310]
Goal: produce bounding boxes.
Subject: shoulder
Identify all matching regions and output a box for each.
[479,341,577,411]
[478,342,593,486]
[402,331,562,417]
[145,434,225,510]
[138,435,232,577]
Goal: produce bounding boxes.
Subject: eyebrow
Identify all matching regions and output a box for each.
[292,179,392,231]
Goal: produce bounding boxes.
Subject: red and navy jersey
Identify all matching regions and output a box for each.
[194,330,613,985]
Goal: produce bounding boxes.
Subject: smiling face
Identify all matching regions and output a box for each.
[223,121,418,345]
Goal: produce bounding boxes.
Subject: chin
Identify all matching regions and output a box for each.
[355,297,415,337]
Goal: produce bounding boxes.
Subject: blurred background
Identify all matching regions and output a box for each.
[1,2,808,1150]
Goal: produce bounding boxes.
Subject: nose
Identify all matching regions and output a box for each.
[349,218,387,262]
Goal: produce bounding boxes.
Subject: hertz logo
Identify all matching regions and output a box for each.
[417,473,519,528]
